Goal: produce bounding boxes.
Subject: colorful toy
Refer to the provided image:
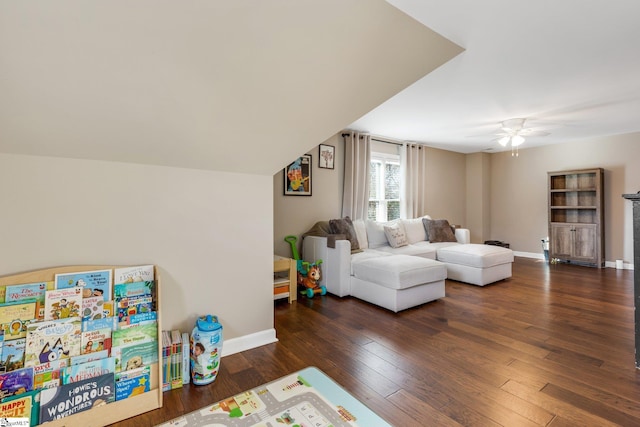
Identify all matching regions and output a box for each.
[297,261,326,298]
[284,235,300,260]
[284,235,326,298]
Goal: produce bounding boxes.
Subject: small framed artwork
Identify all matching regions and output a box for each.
[284,154,312,196]
[318,144,335,169]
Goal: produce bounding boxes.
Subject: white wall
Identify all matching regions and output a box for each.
[423,147,466,225]
[273,137,467,254]
[490,133,640,264]
[0,153,274,345]
[465,152,491,243]
[273,134,344,257]
[274,132,640,268]
[0,1,462,176]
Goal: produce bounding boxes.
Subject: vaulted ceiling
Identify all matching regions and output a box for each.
[350,0,640,154]
[0,1,462,175]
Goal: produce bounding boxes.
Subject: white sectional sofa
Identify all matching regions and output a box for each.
[302,216,513,312]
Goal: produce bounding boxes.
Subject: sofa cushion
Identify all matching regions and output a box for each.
[423,219,457,243]
[384,222,408,248]
[436,244,514,268]
[302,221,331,238]
[352,255,447,290]
[329,217,360,253]
[352,219,368,249]
[374,242,437,259]
[402,216,430,244]
[366,220,392,249]
[350,249,390,275]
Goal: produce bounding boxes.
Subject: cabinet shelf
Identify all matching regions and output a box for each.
[548,168,604,267]
[550,188,597,192]
[274,255,297,304]
[550,206,597,210]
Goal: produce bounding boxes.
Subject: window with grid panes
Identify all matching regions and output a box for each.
[369,152,401,221]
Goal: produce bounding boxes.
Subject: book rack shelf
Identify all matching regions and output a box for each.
[0,264,162,427]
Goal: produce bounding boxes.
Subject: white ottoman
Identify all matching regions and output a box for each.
[350,255,447,312]
[436,244,514,286]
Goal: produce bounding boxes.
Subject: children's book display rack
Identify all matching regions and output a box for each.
[0,264,162,427]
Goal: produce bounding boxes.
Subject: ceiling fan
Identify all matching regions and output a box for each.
[494,118,550,156]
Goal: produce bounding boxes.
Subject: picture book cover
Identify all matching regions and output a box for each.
[0,367,33,399]
[116,295,154,322]
[112,339,158,373]
[33,358,68,390]
[0,338,26,372]
[61,357,115,384]
[44,287,82,320]
[0,301,37,341]
[5,280,54,321]
[39,372,114,423]
[114,265,154,285]
[81,327,112,355]
[111,322,157,348]
[103,300,114,318]
[70,349,109,366]
[113,281,154,300]
[82,317,115,333]
[54,269,112,301]
[118,311,157,328]
[24,317,82,368]
[81,295,105,321]
[115,365,150,401]
[0,389,40,424]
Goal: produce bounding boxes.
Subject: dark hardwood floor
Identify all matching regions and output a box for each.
[110,257,640,426]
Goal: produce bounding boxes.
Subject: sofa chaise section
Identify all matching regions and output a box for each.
[437,244,514,286]
[351,254,446,312]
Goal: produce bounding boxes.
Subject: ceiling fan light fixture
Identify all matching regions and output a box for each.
[511,135,525,146]
[501,118,525,131]
[498,136,510,146]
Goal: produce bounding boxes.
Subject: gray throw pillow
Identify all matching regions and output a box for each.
[302,221,332,238]
[329,217,360,252]
[423,219,457,243]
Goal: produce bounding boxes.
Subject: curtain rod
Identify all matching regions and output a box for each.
[341,132,402,145]
[341,133,421,148]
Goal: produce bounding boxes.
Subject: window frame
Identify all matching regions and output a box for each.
[369,151,401,222]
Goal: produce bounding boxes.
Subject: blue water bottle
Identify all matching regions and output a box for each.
[190,315,223,385]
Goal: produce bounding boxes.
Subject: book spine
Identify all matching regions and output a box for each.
[161,330,171,392]
[182,332,190,384]
[170,330,182,389]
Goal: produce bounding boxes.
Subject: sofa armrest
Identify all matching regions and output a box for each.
[455,228,471,244]
[302,235,352,297]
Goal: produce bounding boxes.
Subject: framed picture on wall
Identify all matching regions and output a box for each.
[284,154,312,196]
[318,144,335,169]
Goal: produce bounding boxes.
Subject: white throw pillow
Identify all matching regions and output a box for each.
[402,218,428,244]
[365,220,389,248]
[352,219,368,250]
[384,223,408,248]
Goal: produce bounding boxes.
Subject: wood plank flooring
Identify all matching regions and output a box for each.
[110,257,640,426]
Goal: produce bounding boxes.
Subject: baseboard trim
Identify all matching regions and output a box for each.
[513,251,545,260]
[513,251,634,270]
[604,260,634,270]
[221,328,278,357]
